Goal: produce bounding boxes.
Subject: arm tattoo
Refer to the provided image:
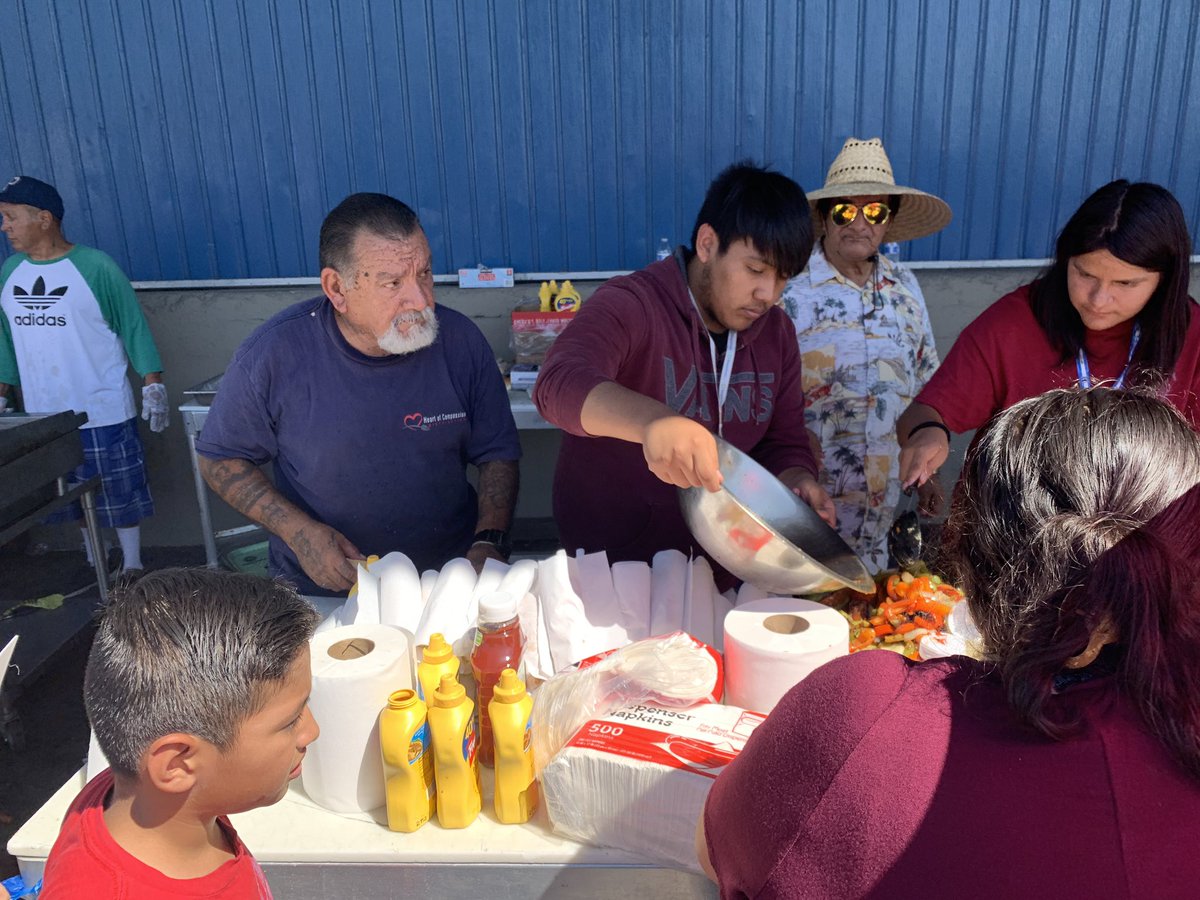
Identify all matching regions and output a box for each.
[198,456,301,539]
[475,460,519,531]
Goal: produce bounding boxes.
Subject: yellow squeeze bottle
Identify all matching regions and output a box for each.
[378,689,436,832]
[427,673,482,828]
[417,633,460,703]
[538,281,553,313]
[488,668,538,824]
[553,280,582,312]
[346,554,380,599]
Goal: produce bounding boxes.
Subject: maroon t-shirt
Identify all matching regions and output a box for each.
[704,652,1200,899]
[533,254,817,564]
[916,285,1200,431]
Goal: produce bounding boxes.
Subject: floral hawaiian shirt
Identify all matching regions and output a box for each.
[781,243,939,572]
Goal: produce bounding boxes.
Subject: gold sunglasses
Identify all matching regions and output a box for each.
[829,201,891,227]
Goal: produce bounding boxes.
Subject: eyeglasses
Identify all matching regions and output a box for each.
[829,201,891,227]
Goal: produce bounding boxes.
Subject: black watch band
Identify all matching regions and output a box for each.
[472,529,512,559]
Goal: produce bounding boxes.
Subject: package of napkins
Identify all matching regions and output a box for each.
[540,701,766,871]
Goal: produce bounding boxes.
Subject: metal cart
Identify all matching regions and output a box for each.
[179,374,264,568]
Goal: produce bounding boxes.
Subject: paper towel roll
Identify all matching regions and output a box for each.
[302,624,413,813]
[723,598,848,713]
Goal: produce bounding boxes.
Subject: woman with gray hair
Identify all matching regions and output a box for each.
[699,387,1200,899]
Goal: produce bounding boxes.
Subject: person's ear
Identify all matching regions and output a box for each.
[143,732,204,795]
[38,209,52,230]
[321,267,350,313]
[694,224,720,264]
[1064,616,1118,670]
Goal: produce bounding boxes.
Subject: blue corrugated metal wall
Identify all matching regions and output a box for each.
[1,0,1197,280]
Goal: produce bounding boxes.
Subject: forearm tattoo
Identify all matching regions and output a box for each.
[476,460,519,530]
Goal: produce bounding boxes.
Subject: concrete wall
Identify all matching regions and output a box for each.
[33,262,1199,548]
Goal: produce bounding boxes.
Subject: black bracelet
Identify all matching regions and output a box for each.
[908,420,952,442]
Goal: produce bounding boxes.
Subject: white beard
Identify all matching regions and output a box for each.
[377,307,439,355]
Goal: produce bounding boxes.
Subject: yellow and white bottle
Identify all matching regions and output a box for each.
[488,668,538,824]
[379,689,436,832]
[417,632,460,703]
[427,673,482,828]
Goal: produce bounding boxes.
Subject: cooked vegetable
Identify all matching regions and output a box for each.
[842,567,966,660]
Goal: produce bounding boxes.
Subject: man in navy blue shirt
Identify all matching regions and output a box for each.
[196,193,521,595]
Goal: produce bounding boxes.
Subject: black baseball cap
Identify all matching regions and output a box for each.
[0,176,64,220]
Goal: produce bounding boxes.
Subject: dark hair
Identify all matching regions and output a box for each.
[689,161,813,280]
[85,568,320,778]
[319,192,422,273]
[944,388,1200,780]
[1031,180,1193,376]
[814,194,903,221]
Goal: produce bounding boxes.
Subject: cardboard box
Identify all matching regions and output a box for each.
[511,309,576,365]
[458,266,514,288]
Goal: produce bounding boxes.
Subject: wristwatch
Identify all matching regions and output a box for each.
[472,529,512,560]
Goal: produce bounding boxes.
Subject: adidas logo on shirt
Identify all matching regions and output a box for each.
[10,275,68,326]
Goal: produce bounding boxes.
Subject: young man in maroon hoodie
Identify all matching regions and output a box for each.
[534,162,833,577]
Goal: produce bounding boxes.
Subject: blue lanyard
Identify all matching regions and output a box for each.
[1076,323,1140,389]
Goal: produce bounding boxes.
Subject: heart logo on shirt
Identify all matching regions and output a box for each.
[403,412,429,431]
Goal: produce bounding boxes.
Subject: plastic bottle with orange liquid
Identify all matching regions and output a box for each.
[470,592,524,768]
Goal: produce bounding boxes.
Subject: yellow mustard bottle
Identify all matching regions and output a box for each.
[488,668,538,824]
[554,279,582,312]
[417,632,460,703]
[378,689,435,832]
[427,673,481,828]
[346,554,381,599]
[538,281,553,313]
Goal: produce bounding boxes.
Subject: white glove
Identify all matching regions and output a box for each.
[141,382,169,433]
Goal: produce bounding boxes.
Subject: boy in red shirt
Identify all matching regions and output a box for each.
[40,568,320,898]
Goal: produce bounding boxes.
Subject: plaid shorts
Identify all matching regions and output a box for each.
[45,417,155,528]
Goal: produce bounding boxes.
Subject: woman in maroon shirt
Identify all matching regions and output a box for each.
[699,388,1200,899]
[897,179,1200,493]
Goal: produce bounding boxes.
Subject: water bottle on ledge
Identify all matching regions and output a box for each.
[882,241,901,263]
[656,237,672,261]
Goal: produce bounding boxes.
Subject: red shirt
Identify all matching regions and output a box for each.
[40,769,273,899]
[705,652,1200,899]
[916,284,1200,430]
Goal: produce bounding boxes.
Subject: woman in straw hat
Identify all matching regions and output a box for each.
[898,179,1200,494]
[700,387,1200,898]
[780,137,951,571]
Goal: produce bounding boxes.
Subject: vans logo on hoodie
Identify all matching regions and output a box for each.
[663,359,774,425]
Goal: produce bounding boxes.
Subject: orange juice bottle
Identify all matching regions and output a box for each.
[470,592,523,768]
[489,668,538,824]
[378,689,435,832]
[427,674,481,828]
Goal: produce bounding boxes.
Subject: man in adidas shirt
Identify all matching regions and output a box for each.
[0,175,169,577]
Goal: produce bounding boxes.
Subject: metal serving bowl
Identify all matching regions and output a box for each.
[678,436,874,595]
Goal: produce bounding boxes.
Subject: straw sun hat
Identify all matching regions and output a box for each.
[806,137,952,243]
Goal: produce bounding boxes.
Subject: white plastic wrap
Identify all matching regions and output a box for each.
[540,700,765,871]
[531,632,722,777]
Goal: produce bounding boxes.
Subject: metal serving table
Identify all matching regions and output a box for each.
[11,769,716,898]
[180,375,554,568]
[0,411,108,748]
